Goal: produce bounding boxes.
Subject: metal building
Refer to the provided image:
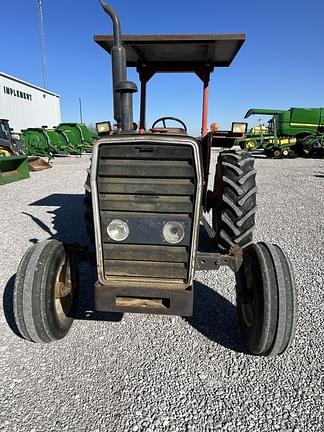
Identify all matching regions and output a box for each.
[0,72,61,132]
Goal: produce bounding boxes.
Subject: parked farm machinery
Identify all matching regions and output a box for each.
[238,108,324,158]
[0,119,29,185]
[21,123,96,158]
[12,0,297,357]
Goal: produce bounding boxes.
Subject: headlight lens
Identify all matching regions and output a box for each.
[231,122,248,134]
[163,221,185,244]
[107,219,129,241]
[96,121,111,134]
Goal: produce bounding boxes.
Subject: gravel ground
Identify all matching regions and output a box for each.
[0,152,323,432]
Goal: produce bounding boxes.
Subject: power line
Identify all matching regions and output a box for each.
[36,0,48,89]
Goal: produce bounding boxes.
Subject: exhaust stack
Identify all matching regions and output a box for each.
[99,0,137,132]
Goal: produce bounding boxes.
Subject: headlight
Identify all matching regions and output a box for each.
[163,221,185,244]
[107,219,129,241]
[96,121,111,134]
[231,122,248,134]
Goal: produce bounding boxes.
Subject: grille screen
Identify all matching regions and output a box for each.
[97,142,196,281]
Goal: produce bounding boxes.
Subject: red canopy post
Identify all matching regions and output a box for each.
[201,79,209,137]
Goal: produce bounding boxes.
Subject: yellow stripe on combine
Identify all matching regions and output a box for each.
[290,122,320,127]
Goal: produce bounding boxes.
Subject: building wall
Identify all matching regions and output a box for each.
[0,72,61,132]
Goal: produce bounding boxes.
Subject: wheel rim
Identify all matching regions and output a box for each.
[54,257,74,327]
[245,140,256,150]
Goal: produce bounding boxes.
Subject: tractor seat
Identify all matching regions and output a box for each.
[150,127,187,135]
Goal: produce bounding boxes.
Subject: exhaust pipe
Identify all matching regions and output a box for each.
[99,0,137,132]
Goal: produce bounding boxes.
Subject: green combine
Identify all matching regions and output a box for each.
[238,107,324,158]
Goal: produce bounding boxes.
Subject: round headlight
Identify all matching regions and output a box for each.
[163,221,185,244]
[107,219,129,241]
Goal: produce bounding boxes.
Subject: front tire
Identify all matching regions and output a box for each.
[13,240,76,343]
[84,169,94,241]
[235,242,297,356]
[212,150,257,252]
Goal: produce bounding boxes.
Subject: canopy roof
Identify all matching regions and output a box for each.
[94,34,245,70]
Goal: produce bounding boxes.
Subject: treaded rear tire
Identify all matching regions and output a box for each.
[212,150,257,252]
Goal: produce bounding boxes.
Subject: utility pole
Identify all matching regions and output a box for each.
[36,0,48,89]
[79,98,83,123]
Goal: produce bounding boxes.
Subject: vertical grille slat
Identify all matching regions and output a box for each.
[97,142,196,280]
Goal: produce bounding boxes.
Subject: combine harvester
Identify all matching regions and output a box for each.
[238,107,324,158]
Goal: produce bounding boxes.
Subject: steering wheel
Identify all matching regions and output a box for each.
[151,116,187,132]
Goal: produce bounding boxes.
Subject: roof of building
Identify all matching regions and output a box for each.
[0,72,60,97]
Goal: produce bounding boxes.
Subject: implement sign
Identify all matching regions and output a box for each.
[3,86,32,101]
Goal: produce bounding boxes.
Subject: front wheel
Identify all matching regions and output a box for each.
[235,242,297,356]
[13,240,77,343]
[84,169,94,241]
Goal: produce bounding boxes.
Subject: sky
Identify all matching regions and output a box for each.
[2,0,324,136]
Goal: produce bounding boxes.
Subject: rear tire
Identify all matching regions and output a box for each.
[235,242,296,356]
[212,150,257,252]
[13,240,76,343]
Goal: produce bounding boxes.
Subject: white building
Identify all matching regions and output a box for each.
[0,72,61,132]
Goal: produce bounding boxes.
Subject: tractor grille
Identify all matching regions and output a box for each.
[96,142,196,282]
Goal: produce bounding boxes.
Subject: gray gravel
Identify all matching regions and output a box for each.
[0,153,323,432]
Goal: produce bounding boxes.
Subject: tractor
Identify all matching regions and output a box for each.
[12,0,296,357]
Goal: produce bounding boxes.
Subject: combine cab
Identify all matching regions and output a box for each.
[13,1,296,357]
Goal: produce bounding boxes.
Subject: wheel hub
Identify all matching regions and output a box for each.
[238,257,255,327]
[54,259,74,324]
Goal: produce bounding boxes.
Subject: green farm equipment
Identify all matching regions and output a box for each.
[238,108,324,157]
[0,119,30,185]
[12,0,297,358]
[21,127,73,157]
[44,129,71,155]
[56,123,94,153]
[0,155,29,185]
[21,128,56,158]
[21,124,95,157]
